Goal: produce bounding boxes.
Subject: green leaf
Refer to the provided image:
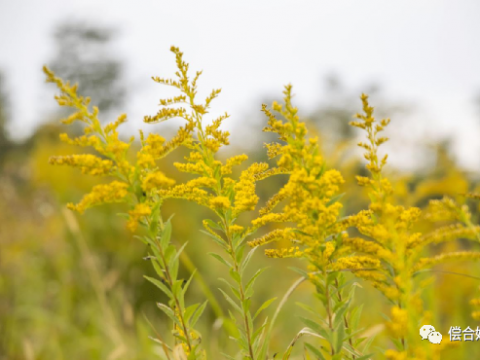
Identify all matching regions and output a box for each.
[190,300,208,328]
[209,252,232,268]
[160,221,172,249]
[334,324,345,355]
[362,334,377,353]
[253,297,277,321]
[304,342,325,360]
[326,193,345,207]
[296,302,328,326]
[184,303,200,324]
[253,317,268,354]
[144,276,172,298]
[164,245,176,265]
[170,255,179,282]
[204,218,222,231]
[157,303,181,327]
[242,298,251,313]
[229,268,242,285]
[235,242,245,262]
[218,278,241,299]
[219,288,242,314]
[151,259,165,279]
[288,266,309,279]
[245,267,267,298]
[173,241,189,264]
[333,302,350,328]
[241,247,257,275]
[201,228,227,249]
[350,303,364,331]
[172,280,183,304]
[182,269,197,297]
[299,317,331,343]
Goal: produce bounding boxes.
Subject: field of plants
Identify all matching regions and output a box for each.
[2,45,480,360]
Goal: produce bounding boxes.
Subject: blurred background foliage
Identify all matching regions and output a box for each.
[2,21,480,360]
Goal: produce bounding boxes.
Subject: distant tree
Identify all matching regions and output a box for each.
[49,21,125,114]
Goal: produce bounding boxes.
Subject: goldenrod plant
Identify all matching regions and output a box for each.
[348,94,480,359]
[40,46,480,360]
[142,47,277,360]
[248,86,371,360]
[44,64,206,359]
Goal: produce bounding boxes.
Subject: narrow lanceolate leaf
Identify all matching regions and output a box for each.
[334,324,345,355]
[245,267,267,298]
[252,317,268,352]
[144,275,172,298]
[350,303,364,330]
[184,303,201,325]
[218,278,241,300]
[296,302,328,326]
[241,247,257,275]
[200,230,227,250]
[304,342,326,360]
[288,266,309,279]
[160,221,172,249]
[209,252,232,268]
[204,218,223,231]
[182,269,197,297]
[333,302,350,328]
[229,268,242,285]
[172,241,189,264]
[190,300,208,328]
[151,258,165,279]
[253,297,277,320]
[157,303,182,327]
[326,193,345,207]
[283,328,325,360]
[219,288,242,314]
[299,317,332,343]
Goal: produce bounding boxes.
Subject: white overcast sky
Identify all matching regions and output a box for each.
[1,0,480,169]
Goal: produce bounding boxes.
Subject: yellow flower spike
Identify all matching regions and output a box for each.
[49,154,114,176]
[221,154,248,175]
[141,171,176,192]
[247,228,293,248]
[265,246,303,259]
[413,252,480,272]
[67,180,129,214]
[332,256,380,271]
[59,133,101,148]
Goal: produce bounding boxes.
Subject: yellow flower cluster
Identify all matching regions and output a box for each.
[67,181,129,214]
[249,86,348,262]
[413,251,480,272]
[49,154,114,176]
[44,63,194,232]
